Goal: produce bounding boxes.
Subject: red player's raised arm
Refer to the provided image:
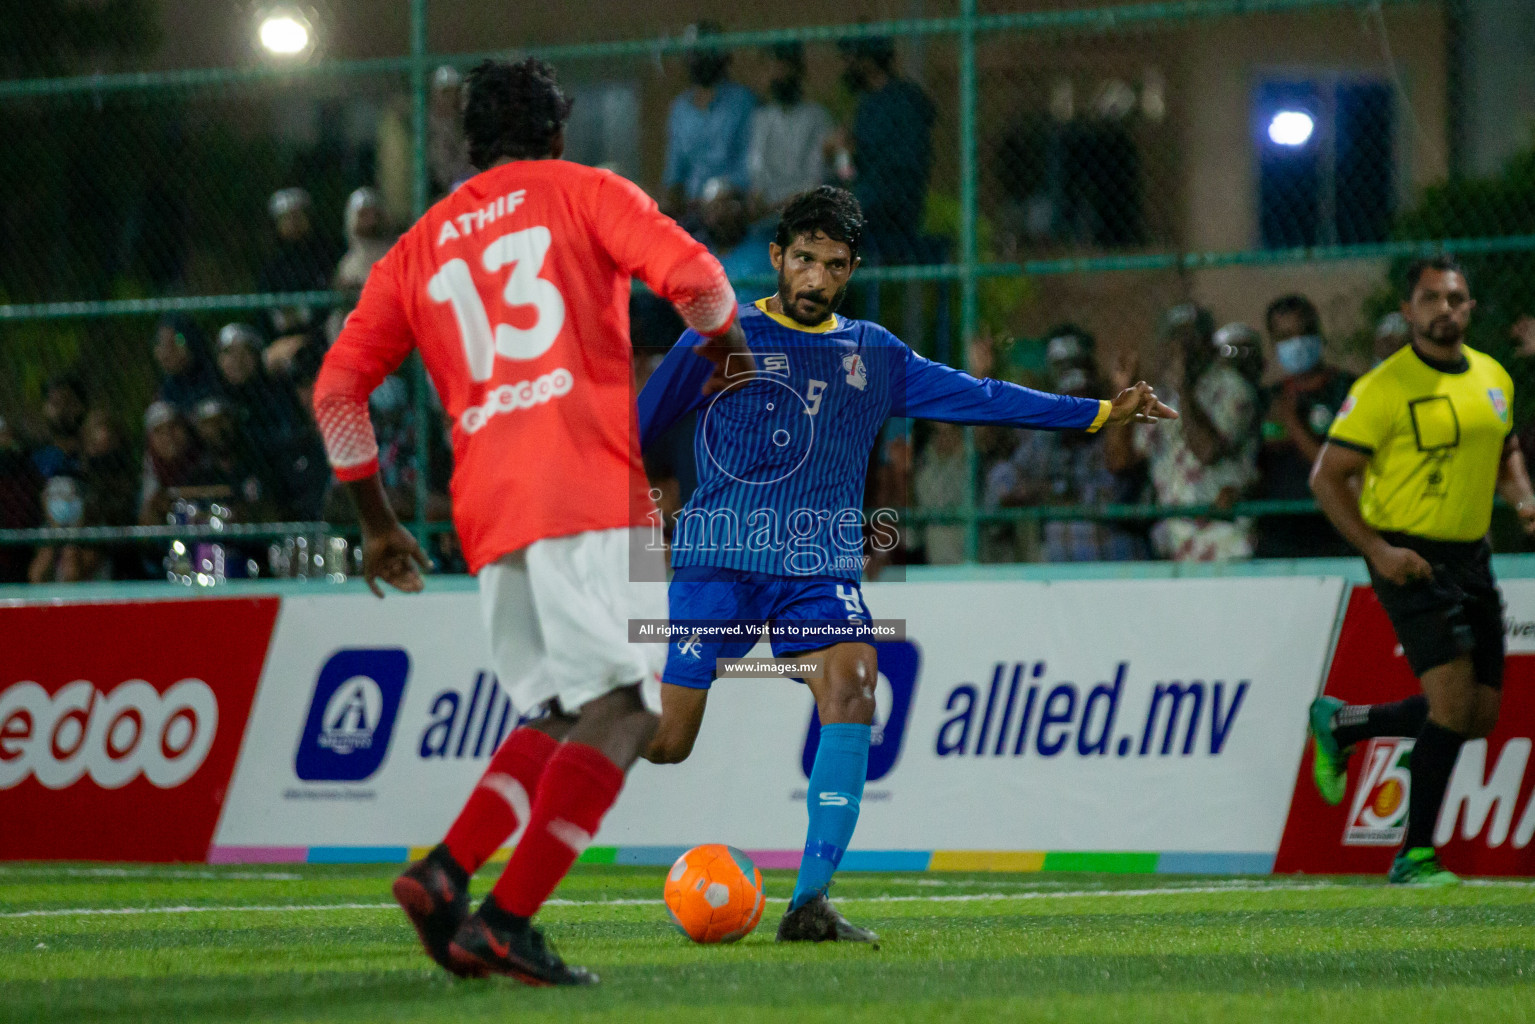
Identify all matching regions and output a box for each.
[590,171,737,338]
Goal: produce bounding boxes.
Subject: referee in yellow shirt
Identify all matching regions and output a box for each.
[1308,255,1535,885]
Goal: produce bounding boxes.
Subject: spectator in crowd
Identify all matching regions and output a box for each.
[328,187,396,343]
[334,187,394,294]
[28,476,103,583]
[215,322,298,463]
[0,413,42,583]
[1376,311,1411,364]
[696,177,774,282]
[746,43,838,217]
[191,397,275,522]
[30,375,87,480]
[138,401,208,527]
[1213,320,1270,468]
[1213,321,1266,389]
[1105,304,1260,561]
[258,187,336,377]
[151,315,220,413]
[985,327,1148,562]
[837,35,935,264]
[279,342,334,522]
[80,411,139,524]
[428,65,474,194]
[1255,294,1355,558]
[913,421,967,564]
[78,408,143,580]
[663,22,756,215]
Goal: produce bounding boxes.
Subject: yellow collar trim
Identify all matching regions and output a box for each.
[754,297,840,334]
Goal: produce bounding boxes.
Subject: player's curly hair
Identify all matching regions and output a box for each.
[462,58,574,169]
[774,186,864,259]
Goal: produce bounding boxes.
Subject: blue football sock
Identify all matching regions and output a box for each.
[790,722,870,911]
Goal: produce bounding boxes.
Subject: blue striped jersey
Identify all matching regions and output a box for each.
[637,298,1110,580]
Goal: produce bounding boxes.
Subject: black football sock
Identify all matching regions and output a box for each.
[1402,719,1465,851]
[427,843,470,892]
[1331,695,1429,749]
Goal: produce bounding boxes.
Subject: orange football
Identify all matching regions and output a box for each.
[663,843,765,943]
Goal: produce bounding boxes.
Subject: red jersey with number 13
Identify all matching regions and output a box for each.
[314,160,736,572]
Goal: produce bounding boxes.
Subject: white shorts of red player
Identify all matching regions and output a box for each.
[478,526,666,716]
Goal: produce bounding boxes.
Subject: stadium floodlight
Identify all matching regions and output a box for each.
[1267,109,1315,147]
[258,10,313,57]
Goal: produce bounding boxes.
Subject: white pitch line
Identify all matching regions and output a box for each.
[0,868,302,881]
[12,877,1534,920]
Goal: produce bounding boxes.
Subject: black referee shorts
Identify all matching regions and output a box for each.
[1366,532,1506,689]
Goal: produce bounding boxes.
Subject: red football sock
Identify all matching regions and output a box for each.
[490,741,625,918]
[442,726,559,875]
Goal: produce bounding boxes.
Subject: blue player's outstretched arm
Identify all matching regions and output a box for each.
[891,346,1111,432]
[637,330,715,450]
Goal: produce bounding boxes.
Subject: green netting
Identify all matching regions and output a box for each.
[1,0,1531,583]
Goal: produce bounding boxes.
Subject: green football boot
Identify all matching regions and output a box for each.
[1307,696,1351,806]
[1387,847,1460,887]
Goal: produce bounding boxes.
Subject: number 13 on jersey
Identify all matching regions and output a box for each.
[427,226,567,382]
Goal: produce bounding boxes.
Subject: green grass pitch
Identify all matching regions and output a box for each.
[2,863,1534,1023]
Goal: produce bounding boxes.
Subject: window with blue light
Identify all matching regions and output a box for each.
[1257,79,1394,248]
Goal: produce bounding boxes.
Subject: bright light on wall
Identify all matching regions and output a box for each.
[1267,109,1315,147]
[259,12,312,57]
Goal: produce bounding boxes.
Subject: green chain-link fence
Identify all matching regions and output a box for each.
[2,0,1533,583]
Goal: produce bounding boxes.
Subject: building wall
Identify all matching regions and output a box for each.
[141,0,1449,356]
[1463,0,1535,176]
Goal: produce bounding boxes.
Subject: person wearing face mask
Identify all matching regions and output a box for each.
[28,476,104,583]
[663,22,756,217]
[1255,293,1355,558]
[746,43,836,219]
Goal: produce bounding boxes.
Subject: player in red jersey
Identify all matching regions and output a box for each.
[313,58,743,986]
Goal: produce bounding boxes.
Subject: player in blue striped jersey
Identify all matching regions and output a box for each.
[637,187,1175,943]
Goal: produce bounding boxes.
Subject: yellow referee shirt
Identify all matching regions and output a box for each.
[1327,344,1513,541]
